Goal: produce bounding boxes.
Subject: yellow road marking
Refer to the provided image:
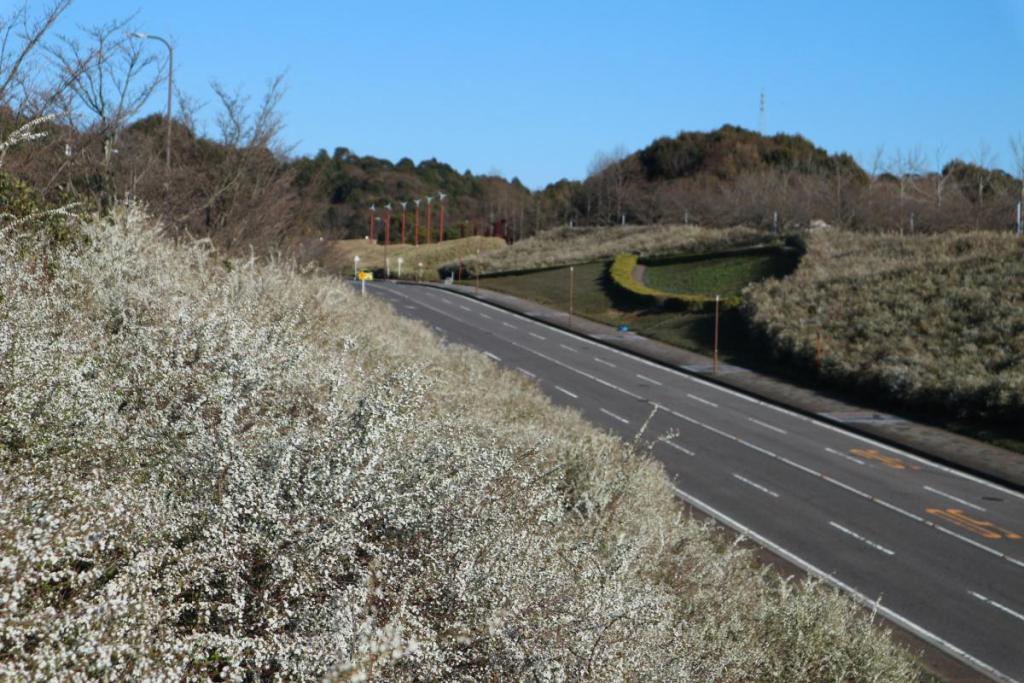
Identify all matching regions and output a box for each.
[850,448,921,470]
[926,508,1022,540]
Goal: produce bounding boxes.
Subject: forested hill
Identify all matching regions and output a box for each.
[289,148,540,240]
[633,125,866,182]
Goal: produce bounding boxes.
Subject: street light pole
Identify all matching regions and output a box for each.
[438,192,448,242]
[413,199,421,246]
[425,196,434,245]
[131,32,173,170]
[400,201,408,244]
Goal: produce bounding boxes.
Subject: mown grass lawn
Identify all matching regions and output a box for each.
[481,258,1024,456]
[643,247,798,297]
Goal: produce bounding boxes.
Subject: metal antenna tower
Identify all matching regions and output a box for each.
[759,90,766,135]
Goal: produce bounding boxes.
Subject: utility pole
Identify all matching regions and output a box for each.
[400,201,408,244]
[475,248,480,295]
[1017,201,1022,237]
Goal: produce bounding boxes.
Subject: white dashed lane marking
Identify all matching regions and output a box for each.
[830,521,895,556]
[733,473,780,498]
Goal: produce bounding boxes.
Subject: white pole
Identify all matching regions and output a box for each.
[397,257,404,278]
[386,256,391,279]
[353,256,360,280]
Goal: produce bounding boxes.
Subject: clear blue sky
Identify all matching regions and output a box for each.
[62,0,1024,188]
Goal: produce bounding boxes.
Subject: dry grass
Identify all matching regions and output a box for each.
[315,235,507,280]
[744,228,1024,418]
[469,223,773,274]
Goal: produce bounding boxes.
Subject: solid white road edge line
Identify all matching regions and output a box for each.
[670,484,1021,683]
[829,521,896,556]
[418,284,1024,503]
[383,286,1024,567]
[733,473,780,498]
[384,284,1024,680]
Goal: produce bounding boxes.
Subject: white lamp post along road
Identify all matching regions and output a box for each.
[397,256,404,278]
[131,32,173,170]
[353,255,360,280]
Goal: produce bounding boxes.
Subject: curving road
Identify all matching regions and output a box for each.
[365,280,1024,682]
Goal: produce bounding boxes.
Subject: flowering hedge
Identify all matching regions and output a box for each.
[0,202,922,680]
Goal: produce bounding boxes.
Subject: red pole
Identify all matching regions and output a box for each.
[385,212,390,246]
[440,204,446,242]
[414,203,420,246]
[368,210,373,239]
[401,208,407,244]
[426,201,432,245]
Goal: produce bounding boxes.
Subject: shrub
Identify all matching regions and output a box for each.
[608,253,742,312]
[0,206,922,680]
[743,227,1024,418]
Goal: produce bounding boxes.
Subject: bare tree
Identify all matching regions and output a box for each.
[0,0,74,118]
[50,18,163,142]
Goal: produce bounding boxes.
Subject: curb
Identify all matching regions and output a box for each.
[393,279,1024,494]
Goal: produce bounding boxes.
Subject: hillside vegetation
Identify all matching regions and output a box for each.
[470,223,770,274]
[0,206,921,680]
[308,235,507,279]
[744,229,1024,419]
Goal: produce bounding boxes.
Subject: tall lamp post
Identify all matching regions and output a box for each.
[438,191,448,242]
[413,198,421,246]
[368,204,377,241]
[400,201,408,244]
[425,195,434,245]
[131,32,173,170]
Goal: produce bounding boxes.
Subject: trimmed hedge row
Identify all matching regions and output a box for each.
[608,253,742,312]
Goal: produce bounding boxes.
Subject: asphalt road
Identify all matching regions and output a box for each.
[363,280,1024,682]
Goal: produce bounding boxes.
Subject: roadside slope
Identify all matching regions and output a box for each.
[0,206,921,680]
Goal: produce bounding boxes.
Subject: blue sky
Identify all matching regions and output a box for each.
[62,0,1024,188]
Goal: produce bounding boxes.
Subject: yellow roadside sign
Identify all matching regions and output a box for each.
[358,270,374,281]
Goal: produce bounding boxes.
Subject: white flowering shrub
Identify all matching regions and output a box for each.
[0,204,922,680]
[744,228,1024,418]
